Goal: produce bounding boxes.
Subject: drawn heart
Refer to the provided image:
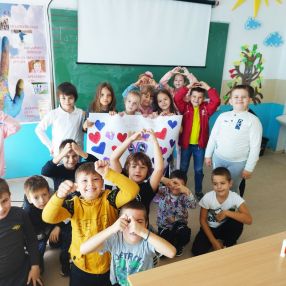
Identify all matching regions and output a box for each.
[151,157,155,164]
[91,142,106,155]
[117,132,127,142]
[89,132,101,144]
[169,139,175,148]
[112,145,117,151]
[142,133,150,140]
[167,155,173,163]
[105,131,115,140]
[155,128,167,140]
[103,157,110,161]
[160,147,168,155]
[168,120,178,129]
[95,120,105,131]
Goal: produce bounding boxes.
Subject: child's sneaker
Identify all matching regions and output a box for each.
[195,192,204,202]
[176,247,183,257]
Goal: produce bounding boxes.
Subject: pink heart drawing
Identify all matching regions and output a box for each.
[160,147,168,155]
[105,131,115,140]
[89,132,101,144]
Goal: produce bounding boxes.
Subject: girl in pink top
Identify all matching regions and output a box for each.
[0,111,21,177]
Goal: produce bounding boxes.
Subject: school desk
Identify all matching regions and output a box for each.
[128,231,286,286]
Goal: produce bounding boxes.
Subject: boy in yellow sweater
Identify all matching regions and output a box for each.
[42,160,139,286]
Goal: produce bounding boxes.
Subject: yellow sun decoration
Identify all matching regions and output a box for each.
[232,0,283,18]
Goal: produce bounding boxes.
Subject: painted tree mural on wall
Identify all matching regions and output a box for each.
[224,44,264,104]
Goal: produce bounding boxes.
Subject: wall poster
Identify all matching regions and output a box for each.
[0,3,52,122]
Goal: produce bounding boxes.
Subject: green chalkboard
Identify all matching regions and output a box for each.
[51,9,228,111]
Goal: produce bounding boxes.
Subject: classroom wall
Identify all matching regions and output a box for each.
[4,0,286,179]
[211,0,286,150]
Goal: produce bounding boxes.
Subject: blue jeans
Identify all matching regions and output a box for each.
[180,144,205,193]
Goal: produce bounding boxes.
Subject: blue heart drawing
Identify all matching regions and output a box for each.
[167,155,173,163]
[95,120,105,131]
[167,120,177,129]
[169,139,175,147]
[91,142,106,154]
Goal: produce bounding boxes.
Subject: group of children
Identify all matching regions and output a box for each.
[0,66,263,286]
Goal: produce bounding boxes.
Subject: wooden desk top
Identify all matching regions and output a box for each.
[128,232,286,286]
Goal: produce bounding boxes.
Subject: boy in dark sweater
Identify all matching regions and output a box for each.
[0,178,42,286]
[41,139,98,190]
[23,175,61,274]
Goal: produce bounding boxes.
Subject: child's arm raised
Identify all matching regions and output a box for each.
[148,130,164,191]
[109,131,143,173]
[159,67,181,93]
[95,160,139,208]
[200,207,223,251]
[129,217,176,258]
[80,215,129,255]
[199,81,221,115]
[42,180,74,224]
[215,203,252,225]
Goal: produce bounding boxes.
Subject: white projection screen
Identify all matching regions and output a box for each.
[78,0,211,66]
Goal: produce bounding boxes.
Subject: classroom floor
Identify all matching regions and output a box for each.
[7,150,286,286]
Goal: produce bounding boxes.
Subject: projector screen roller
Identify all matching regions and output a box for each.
[78,0,211,66]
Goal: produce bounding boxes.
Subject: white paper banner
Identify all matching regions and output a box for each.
[87,114,182,169]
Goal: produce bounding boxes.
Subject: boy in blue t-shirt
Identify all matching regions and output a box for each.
[80,201,176,286]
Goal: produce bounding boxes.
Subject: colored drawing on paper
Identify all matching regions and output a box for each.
[263,32,284,47]
[86,114,182,169]
[224,44,264,104]
[244,17,261,30]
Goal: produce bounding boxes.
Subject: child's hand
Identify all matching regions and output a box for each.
[212,239,224,251]
[128,130,144,142]
[27,265,43,286]
[145,129,156,141]
[71,142,83,155]
[109,111,117,116]
[135,78,144,87]
[62,142,73,156]
[49,226,61,243]
[128,216,145,236]
[112,214,129,233]
[216,210,227,222]
[118,111,125,117]
[57,180,76,199]
[83,119,94,131]
[182,67,190,75]
[171,66,181,73]
[160,111,174,116]
[198,81,210,91]
[94,160,109,178]
[205,157,212,167]
[242,170,252,179]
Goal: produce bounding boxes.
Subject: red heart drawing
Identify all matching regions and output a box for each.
[155,128,167,140]
[89,132,101,144]
[160,147,168,155]
[112,145,117,151]
[117,132,127,142]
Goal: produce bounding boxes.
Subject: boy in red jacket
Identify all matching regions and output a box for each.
[174,81,220,200]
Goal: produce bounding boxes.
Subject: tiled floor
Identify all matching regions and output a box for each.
[7,151,286,286]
